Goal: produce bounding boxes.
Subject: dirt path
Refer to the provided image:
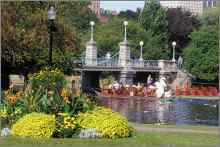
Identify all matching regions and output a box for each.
[133,126,219,135]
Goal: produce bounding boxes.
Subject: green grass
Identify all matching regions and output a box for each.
[0,130,218,147]
[132,123,218,131]
[0,124,218,147]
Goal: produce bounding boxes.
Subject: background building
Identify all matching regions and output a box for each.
[146,0,218,15]
[88,0,100,17]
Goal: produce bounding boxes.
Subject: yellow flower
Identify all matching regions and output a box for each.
[61,89,70,103]
[16,91,23,97]
[48,91,54,97]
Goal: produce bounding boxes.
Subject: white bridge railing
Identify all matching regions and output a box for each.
[76,57,177,72]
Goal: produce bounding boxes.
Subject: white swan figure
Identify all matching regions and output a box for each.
[149,76,168,98]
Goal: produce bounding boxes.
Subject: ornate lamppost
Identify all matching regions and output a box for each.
[90,21,95,41]
[139,41,144,61]
[123,21,128,42]
[48,6,56,66]
[172,41,176,62]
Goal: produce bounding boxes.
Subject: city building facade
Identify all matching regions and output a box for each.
[88,0,100,17]
[150,0,218,15]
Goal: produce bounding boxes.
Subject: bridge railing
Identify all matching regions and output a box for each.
[79,58,177,72]
[158,60,177,72]
[83,58,160,68]
[131,59,159,68]
[97,57,119,67]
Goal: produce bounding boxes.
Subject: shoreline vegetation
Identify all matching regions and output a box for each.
[176,95,219,100]
[0,124,218,147]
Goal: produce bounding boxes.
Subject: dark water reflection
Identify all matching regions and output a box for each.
[98,96,219,126]
[173,98,219,126]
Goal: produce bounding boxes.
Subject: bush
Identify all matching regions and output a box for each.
[28,68,66,92]
[77,106,133,139]
[0,89,25,127]
[55,113,80,138]
[11,112,55,138]
[18,68,91,115]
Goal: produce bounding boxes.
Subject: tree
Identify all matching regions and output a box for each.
[139,0,168,36]
[183,25,218,81]
[1,1,93,89]
[200,7,219,26]
[167,8,200,53]
[82,17,169,60]
[138,0,169,59]
[118,10,139,20]
[55,1,98,34]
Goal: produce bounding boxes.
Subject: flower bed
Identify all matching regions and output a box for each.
[0,68,134,139]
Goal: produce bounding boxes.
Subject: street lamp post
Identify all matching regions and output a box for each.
[172,41,176,62]
[48,6,56,66]
[123,21,128,41]
[139,41,144,61]
[90,21,95,41]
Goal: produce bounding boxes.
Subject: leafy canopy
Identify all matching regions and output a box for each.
[183,25,218,81]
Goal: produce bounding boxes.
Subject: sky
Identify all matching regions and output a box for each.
[100,1,145,12]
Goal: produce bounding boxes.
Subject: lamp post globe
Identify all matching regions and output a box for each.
[139,41,144,46]
[90,21,95,26]
[172,41,176,47]
[172,41,176,62]
[48,6,56,66]
[139,41,144,61]
[48,6,56,20]
[123,21,128,26]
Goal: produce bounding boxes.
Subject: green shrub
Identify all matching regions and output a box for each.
[11,112,55,138]
[77,106,133,139]
[28,68,66,92]
[55,113,81,138]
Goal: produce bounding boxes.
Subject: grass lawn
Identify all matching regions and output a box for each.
[132,123,218,131]
[0,124,218,147]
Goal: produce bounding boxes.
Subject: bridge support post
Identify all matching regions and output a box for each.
[119,70,135,85]
[118,40,135,85]
[118,41,130,66]
[85,40,97,66]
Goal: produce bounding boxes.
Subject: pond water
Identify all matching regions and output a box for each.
[98,96,219,126]
[172,98,219,126]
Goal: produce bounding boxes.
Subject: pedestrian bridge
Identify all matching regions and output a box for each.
[76,57,177,73]
[73,20,178,91]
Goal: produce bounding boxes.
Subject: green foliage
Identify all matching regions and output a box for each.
[1,1,96,88]
[139,0,168,36]
[11,112,56,138]
[63,94,93,116]
[28,68,66,91]
[0,68,92,124]
[138,0,169,59]
[200,7,219,26]
[167,8,200,51]
[55,113,81,138]
[0,89,26,127]
[84,16,169,59]
[77,106,133,139]
[56,1,98,34]
[183,25,218,81]
[91,17,123,56]
[1,1,80,72]
[118,10,140,20]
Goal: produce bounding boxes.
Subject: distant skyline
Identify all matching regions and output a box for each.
[100,1,145,12]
